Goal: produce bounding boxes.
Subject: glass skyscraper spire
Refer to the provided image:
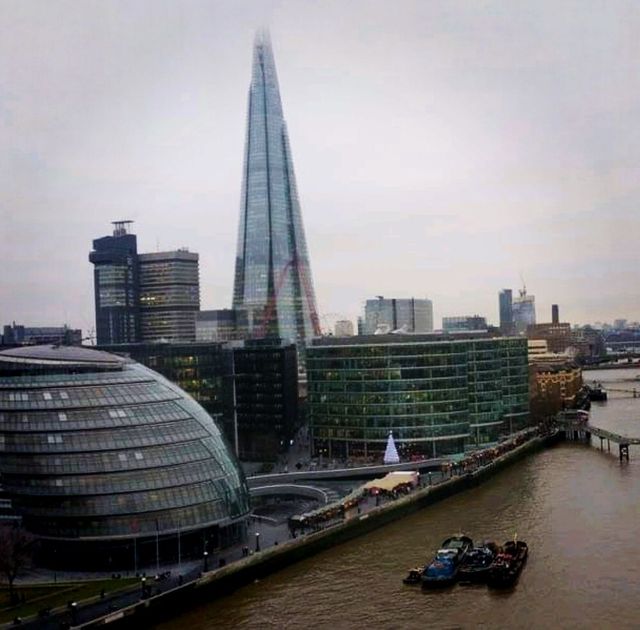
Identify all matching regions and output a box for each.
[232,30,320,345]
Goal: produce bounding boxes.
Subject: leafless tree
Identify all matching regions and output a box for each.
[0,525,35,605]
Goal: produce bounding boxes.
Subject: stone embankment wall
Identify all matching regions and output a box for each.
[80,434,557,629]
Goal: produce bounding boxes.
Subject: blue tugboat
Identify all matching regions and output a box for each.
[421,535,473,588]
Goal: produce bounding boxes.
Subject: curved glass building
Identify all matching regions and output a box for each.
[0,345,250,569]
[307,334,529,460]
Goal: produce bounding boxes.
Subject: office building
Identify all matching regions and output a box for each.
[232,31,320,344]
[499,289,514,334]
[552,304,559,325]
[442,315,487,332]
[527,323,572,354]
[512,288,536,333]
[89,221,140,345]
[363,297,433,334]
[98,340,298,462]
[307,333,529,459]
[2,323,82,346]
[0,345,249,569]
[138,250,200,342]
[90,223,200,344]
[334,320,355,337]
[196,309,249,342]
[232,340,299,462]
[570,327,605,360]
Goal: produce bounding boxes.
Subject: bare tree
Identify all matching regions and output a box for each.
[0,525,35,605]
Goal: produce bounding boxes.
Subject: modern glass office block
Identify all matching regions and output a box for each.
[307,334,530,459]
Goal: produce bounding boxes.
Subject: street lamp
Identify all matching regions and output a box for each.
[255,532,261,552]
[203,551,209,572]
[140,576,147,597]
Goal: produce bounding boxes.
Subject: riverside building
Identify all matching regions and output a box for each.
[307,333,529,460]
[0,345,250,570]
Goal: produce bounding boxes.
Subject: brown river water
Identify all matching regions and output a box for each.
[160,368,640,629]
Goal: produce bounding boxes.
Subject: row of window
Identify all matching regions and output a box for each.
[0,401,191,431]
[0,381,178,410]
[3,459,226,497]
[0,441,212,474]
[25,499,244,538]
[2,420,210,454]
[313,424,470,441]
[19,480,237,518]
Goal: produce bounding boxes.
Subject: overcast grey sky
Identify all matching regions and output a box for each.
[1,0,639,332]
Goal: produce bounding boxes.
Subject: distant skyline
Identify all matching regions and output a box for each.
[1,0,639,332]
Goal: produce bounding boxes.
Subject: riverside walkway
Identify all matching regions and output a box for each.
[6,428,541,630]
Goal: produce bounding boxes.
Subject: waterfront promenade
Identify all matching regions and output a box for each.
[7,427,544,630]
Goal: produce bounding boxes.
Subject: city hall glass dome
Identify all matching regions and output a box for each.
[0,345,250,567]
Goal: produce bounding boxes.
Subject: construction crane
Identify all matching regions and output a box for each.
[256,255,321,338]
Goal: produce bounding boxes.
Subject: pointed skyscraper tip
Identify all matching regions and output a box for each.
[233,32,321,345]
[254,27,271,48]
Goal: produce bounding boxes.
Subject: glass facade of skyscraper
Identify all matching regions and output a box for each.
[499,289,514,334]
[307,334,529,460]
[232,31,320,345]
[89,222,140,345]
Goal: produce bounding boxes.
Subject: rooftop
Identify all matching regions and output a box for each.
[310,332,519,347]
[0,345,126,369]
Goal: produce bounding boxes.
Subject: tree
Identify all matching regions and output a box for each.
[0,525,35,605]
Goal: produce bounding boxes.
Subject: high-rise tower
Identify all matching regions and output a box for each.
[232,31,320,345]
[89,221,140,345]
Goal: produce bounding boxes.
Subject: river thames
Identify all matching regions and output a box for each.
[160,368,640,629]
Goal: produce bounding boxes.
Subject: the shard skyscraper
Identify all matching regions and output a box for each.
[232,30,320,345]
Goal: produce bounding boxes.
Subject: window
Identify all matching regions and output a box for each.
[58,413,68,422]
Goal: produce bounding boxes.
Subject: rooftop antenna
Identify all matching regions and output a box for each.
[112,220,134,237]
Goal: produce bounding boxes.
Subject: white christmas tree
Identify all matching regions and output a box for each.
[383,431,400,464]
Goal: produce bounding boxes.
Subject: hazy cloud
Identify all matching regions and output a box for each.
[1,0,639,331]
